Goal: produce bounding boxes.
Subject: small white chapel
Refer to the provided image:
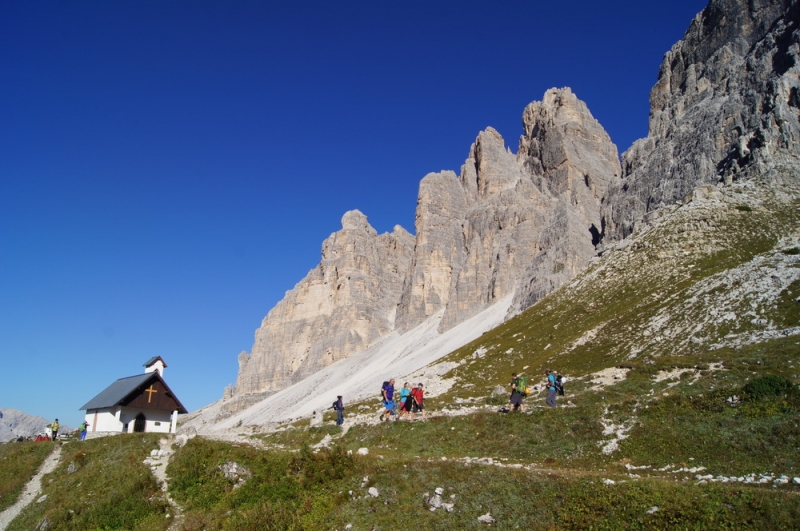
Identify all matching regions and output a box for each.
[80,357,187,437]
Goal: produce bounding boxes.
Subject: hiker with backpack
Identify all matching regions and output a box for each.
[332,395,345,425]
[380,378,396,421]
[510,373,526,412]
[545,369,558,408]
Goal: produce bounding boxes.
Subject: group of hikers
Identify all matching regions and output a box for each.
[331,369,561,425]
[330,378,428,425]
[30,418,91,442]
[380,379,426,421]
[508,369,564,412]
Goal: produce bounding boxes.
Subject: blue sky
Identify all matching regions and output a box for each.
[0,0,708,427]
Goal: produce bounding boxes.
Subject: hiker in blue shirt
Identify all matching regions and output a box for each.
[545,369,558,408]
[398,382,412,420]
[380,378,396,421]
[333,396,345,425]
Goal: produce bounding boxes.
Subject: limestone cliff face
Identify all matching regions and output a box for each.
[225,0,800,411]
[228,90,619,409]
[604,0,800,239]
[395,170,468,331]
[511,88,621,312]
[228,211,414,411]
[398,89,621,332]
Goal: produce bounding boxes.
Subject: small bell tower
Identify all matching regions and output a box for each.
[143,356,167,377]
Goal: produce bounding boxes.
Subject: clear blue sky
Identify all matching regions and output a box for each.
[0,0,708,427]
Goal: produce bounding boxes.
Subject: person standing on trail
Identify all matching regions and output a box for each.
[545,369,558,408]
[79,420,90,440]
[411,383,427,420]
[380,378,395,421]
[398,382,412,419]
[509,373,525,412]
[50,419,60,441]
[333,396,345,426]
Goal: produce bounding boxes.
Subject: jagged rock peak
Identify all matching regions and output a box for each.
[224,87,622,412]
[398,88,620,332]
[518,87,620,198]
[604,0,800,240]
[459,127,521,200]
[341,209,376,234]
[223,212,414,414]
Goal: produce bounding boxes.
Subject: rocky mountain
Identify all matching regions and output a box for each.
[226,213,414,413]
[399,88,621,333]
[604,0,800,240]
[226,89,620,413]
[221,0,799,416]
[0,408,65,442]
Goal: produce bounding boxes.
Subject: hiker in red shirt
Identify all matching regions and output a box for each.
[410,383,427,420]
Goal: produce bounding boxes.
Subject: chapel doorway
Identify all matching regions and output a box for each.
[133,413,146,433]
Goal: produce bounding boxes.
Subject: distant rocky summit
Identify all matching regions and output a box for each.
[223,0,799,415]
[0,409,65,442]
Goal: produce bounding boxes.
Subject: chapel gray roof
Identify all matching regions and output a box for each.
[82,372,167,411]
[80,373,153,410]
[81,365,187,413]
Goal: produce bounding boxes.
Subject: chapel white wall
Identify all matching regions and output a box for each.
[85,407,175,434]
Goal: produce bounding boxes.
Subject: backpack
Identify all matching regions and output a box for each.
[380,381,389,400]
[555,375,565,396]
[516,376,528,396]
[332,401,338,410]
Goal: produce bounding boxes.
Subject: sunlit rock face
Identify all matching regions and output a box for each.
[227,89,620,411]
[399,89,620,331]
[604,0,800,240]
[224,0,800,414]
[226,211,414,412]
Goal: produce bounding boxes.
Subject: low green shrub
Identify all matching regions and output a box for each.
[169,437,354,530]
[288,445,354,487]
[741,375,797,401]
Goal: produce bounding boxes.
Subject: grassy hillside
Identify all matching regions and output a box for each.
[0,442,54,512]
[6,434,170,531]
[163,434,799,530]
[440,182,800,397]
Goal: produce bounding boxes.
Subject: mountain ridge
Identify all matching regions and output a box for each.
[0,409,68,442]
[209,0,799,424]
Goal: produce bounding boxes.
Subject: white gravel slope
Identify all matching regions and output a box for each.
[186,294,514,432]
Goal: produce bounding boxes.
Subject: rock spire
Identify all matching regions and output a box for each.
[226,211,414,412]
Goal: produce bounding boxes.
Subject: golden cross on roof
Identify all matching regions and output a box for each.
[144,385,158,403]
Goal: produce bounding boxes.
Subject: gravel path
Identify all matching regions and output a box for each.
[143,437,184,531]
[0,444,63,531]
